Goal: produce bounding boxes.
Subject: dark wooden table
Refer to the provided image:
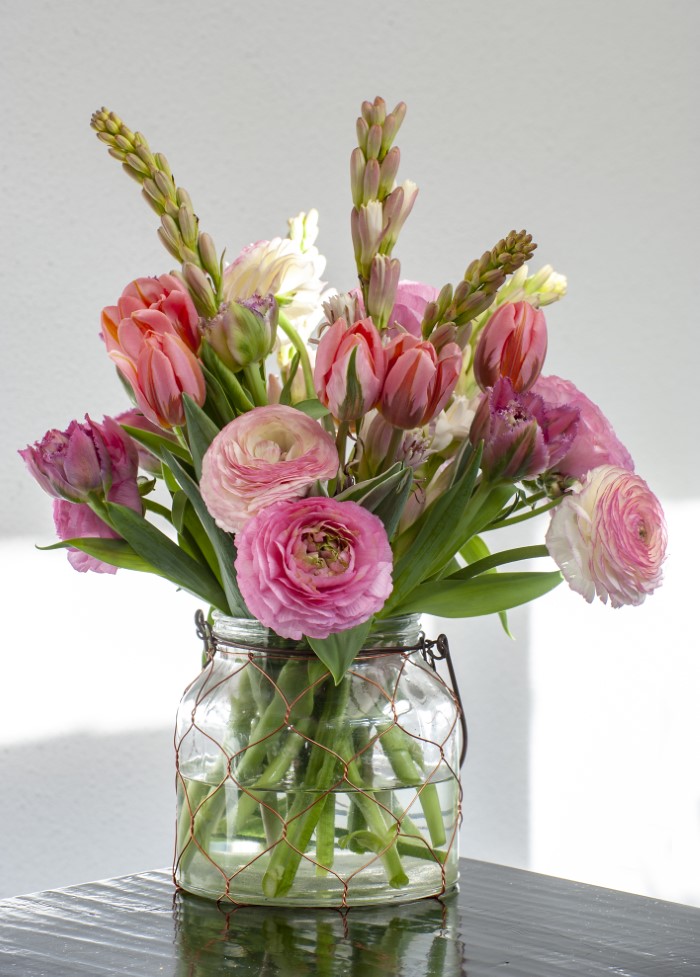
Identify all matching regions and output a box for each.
[0,859,698,976]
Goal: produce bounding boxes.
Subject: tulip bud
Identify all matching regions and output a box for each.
[473,300,548,393]
[203,294,278,372]
[314,317,386,421]
[379,334,462,430]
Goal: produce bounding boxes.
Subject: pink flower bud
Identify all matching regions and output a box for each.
[19,415,138,503]
[314,317,386,421]
[546,466,667,607]
[101,275,200,358]
[473,301,548,393]
[379,335,462,430]
[113,332,206,429]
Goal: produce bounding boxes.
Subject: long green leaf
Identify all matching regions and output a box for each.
[293,398,331,419]
[307,619,373,685]
[200,364,235,427]
[182,394,221,479]
[391,571,563,617]
[121,425,192,465]
[335,463,413,539]
[38,537,160,573]
[104,502,229,610]
[447,544,551,581]
[200,341,254,413]
[162,449,249,617]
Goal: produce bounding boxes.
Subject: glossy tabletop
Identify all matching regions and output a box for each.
[0,859,699,977]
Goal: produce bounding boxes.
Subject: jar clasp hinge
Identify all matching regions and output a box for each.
[420,634,468,769]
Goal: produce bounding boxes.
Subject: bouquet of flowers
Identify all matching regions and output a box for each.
[20,97,667,905]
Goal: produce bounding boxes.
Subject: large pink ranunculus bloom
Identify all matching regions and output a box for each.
[101,275,200,358]
[546,465,667,608]
[235,497,393,639]
[531,375,634,479]
[314,317,386,421]
[200,405,339,533]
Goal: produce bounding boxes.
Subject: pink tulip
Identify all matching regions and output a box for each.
[379,334,462,430]
[531,375,634,479]
[52,500,121,574]
[112,332,206,429]
[351,280,439,337]
[101,275,200,358]
[473,301,548,393]
[20,415,139,503]
[470,378,579,481]
[314,317,386,420]
[200,405,339,533]
[235,497,393,640]
[116,409,179,474]
[546,466,667,607]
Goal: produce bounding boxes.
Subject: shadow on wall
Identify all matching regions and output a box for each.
[0,727,176,898]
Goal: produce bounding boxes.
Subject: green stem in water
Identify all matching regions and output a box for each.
[278,311,315,399]
[376,724,446,847]
[315,794,336,876]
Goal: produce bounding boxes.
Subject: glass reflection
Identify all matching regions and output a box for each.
[173,888,464,976]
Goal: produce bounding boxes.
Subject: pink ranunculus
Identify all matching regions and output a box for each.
[546,465,667,607]
[200,405,339,533]
[470,378,579,481]
[531,375,635,479]
[20,415,139,503]
[235,497,393,639]
[313,317,386,421]
[473,301,548,393]
[379,334,462,430]
[112,332,206,429]
[101,275,200,358]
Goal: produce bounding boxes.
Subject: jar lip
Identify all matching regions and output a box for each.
[209,612,424,657]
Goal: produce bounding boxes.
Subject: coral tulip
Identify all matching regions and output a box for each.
[379,334,462,430]
[473,300,547,393]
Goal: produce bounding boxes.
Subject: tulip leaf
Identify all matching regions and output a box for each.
[335,463,413,539]
[448,544,551,581]
[279,353,301,406]
[182,394,221,479]
[37,537,160,574]
[103,501,229,611]
[307,619,374,685]
[390,571,563,618]
[200,341,254,414]
[121,425,192,465]
[293,398,331,420]
[200,365,235,427]
[162,449,250,617]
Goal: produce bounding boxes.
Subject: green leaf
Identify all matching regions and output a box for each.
[448,544,551,581]
[278,352,300,406]
[391,571,563,618]
[182,394,221,479]
[121,425,192,465]
[162,449,249,617]
[171,490,189,534]
[38,537,160,573]
[103,502,229,610]
[293,398,331,419]
[200,364,235,427]
[200,341,254,414]
[307,619,373,685]
[335,463,413,539]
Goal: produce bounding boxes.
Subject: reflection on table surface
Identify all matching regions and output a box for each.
[174,888,463,977]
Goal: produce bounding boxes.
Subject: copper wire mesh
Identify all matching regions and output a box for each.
[173,629,463,909]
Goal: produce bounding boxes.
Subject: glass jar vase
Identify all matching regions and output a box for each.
[174,613,462,907]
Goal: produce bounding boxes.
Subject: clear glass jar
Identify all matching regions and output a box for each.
[174,613,461,907]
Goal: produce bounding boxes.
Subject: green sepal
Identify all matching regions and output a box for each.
[307,619,373,685]
[390,571,563,618]
[37,537,160,573]
[102,501,229,610]
[182,394,221,478]
[162,449,249,617]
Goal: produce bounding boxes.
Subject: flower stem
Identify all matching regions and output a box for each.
[278,311,315,399]
[243,363,268,407]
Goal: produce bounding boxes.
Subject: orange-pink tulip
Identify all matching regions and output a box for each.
[378,334,462,430]
[473,300,547,393]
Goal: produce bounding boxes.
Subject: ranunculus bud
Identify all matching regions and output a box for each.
[313,317,386,421]
[546,466,667,607]
[112,332,206,429]
[379,335,462,430]
[473,301,548,393]
[19,415,138,503]
[203,294,279,370]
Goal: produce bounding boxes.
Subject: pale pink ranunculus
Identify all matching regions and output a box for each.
[200,405,339,533]
[101,275,200,358]
[235,496,393,639]
[313,317,386,421]
[379,334,462,430]
[546,465,667,608]
[531,375,634,479]
[112,332,206,429]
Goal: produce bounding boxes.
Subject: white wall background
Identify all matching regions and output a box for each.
[1,0,699,905]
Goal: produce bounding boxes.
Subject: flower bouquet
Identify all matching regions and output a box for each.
[20,96,667,907]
